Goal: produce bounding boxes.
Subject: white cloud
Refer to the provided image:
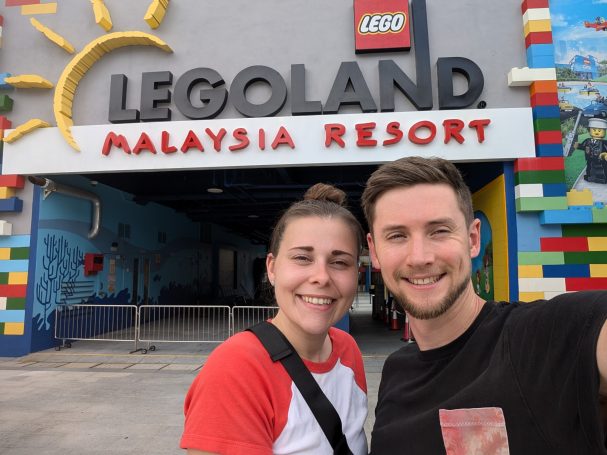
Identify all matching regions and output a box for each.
[551,14,569,27]
[593,0,607,4]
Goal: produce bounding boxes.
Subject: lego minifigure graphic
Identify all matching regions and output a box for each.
[577,117,607,184]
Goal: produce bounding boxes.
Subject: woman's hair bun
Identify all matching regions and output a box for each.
[303,183,347,207]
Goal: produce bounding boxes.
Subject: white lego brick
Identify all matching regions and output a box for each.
[523,8,550,24]
[508,67,557,86]
[0,220,13,236]
[519,278,567,293]
[0,297,6,310]
[515,184,544,198]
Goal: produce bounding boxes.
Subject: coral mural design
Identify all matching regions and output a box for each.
[34,234,83,330]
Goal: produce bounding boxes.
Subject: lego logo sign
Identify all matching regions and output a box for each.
[354,0,410,53]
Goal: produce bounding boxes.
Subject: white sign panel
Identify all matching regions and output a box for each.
[3,108,535,175]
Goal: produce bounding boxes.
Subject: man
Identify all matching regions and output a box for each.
[362,156,607,453]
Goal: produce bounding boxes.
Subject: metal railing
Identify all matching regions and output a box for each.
[55,304,138,349]
[54,304,279,353]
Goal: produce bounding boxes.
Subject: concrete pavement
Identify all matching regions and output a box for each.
[0,307,405,454]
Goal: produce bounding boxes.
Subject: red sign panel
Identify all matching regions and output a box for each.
[354,0,411,53]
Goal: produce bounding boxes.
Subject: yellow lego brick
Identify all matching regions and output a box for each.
[144,0,168,29]
[4,322,24,335]
[518,291,545,302]
[566,189,594,207]
[5,75,53,89]
[588,237,607,251]
[21,3,57,15]
[3,119,51,143]
[524,19,551,36]
[30,18,75,53]
[8,272,28,285]
[0,188,15,199]
[518,265,543,278]
[0,248,10,260]
[590,264,607,277]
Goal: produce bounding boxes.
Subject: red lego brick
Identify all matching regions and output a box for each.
[530,93,558,107]
[540,236,588,252]
[521,0,549,14]
[535,130,562,145]
[514,157,564,172]
[565,277,607,291]
[0,175,25,188]
[0,15,3,27]
[0,116,12,130]
[525,32,553,48]
[5,0,40,6]
[0,284,26,298]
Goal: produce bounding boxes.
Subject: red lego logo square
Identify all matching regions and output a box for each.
[354,0,411,53]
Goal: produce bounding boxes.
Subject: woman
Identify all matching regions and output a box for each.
[181,183,367,455]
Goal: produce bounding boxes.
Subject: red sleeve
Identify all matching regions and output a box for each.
[329,327,367,394]
[180,332,292,455]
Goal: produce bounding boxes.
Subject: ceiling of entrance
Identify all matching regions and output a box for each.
[83,161,503,246]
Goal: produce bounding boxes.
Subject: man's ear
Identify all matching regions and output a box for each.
[367,233,381,270]
[469,218,481,258]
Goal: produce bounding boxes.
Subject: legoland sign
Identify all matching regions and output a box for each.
[354,0,411,52]
[3,108,535,175]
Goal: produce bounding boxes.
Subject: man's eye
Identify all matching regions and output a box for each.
[386,233,405,241]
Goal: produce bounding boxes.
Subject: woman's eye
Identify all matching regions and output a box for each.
[292,255,311,262]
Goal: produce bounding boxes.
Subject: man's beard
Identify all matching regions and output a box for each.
[390,271,471,320]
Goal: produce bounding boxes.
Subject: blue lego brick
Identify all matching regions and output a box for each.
[540,207,593,224]
[527,44,555,57]
[542,264,590,278]
[0,73,12,91]
[532,106,560,120]
[528,54,556,68]
[542,183,567,197]
[0,197,22,213]
[536,143,564,157]
[515,212,562,251]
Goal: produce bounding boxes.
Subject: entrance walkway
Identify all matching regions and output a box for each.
[0,304,407,454]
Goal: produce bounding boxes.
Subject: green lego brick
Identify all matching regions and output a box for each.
[6,298,25,310]
[564,251,607,264]
[0,94,14,112]
[0,273,8,285]
[0,323,4,335]
[516,196,568,212]
[562,224,607,237]
[9,247,29,260]
[533,118,561,132]
[515,170,566,185]
[592,207,607,223]
[518,251,565,265]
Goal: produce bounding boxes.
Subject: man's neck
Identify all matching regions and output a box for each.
[409,285,486,351]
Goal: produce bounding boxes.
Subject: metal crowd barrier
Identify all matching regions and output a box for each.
[54,304,138,350]
[231,305,279,334]
[54,304,279,353]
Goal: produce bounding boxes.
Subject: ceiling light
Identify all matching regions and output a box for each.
[207,187,223,194]
[247,214,259,218]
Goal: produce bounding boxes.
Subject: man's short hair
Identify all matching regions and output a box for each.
[361,156,474,232]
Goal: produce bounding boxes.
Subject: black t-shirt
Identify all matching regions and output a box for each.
[370,291,607,454]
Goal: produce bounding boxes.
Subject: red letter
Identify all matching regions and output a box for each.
[324,123,346,148]
[161,131,177,154]
[383,122,403,146]
[132,132,157,155]
[468,119,491,143]
[205,128,227,152]
[180,130,204,153]
[443,119,465,144]
[259,128,266,150]
[408,121,436,145]
[271,126,295,149]
[102,132,131,156]
[355,122,377,147]
[229,128,250,151]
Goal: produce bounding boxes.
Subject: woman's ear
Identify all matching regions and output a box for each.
[266,253,276,285]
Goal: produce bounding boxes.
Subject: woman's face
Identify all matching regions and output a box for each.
[266,216,359,338]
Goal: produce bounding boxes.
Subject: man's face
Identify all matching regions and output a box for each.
[367,183,480,320]
[590,127,606,140]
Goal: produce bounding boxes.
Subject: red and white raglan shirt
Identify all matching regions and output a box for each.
[180,327,368,455]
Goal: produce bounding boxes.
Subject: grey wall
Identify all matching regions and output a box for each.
[1,0,529,128]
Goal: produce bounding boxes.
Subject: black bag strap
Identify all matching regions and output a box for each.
[247,321,353,455]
